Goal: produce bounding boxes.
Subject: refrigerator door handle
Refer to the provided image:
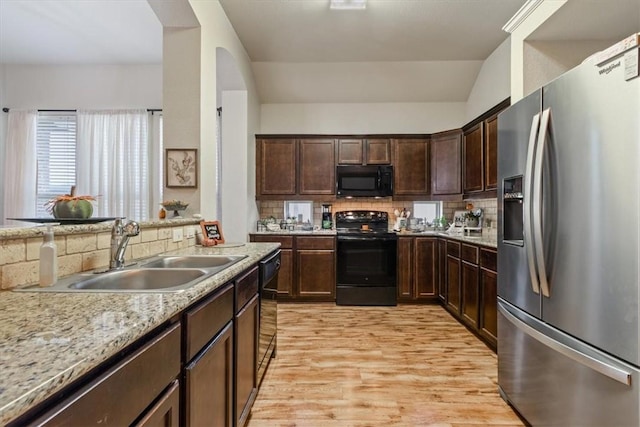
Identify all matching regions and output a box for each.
[499,303,632,386]
[533,108,551,297]
[524,113,541,295]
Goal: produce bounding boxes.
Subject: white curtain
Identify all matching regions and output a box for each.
[76,110,150,220]
[3,110,37,224]
[149,112,163,218]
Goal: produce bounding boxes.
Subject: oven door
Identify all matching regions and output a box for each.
[336,235,397,286]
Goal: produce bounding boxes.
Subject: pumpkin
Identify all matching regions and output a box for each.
[52,199,94,219]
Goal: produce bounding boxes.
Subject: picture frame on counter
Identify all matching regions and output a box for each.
[200,220,224,246]
[166,149,198,188]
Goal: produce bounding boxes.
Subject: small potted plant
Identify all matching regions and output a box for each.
[465,210,482,227]
[44,186,96,219]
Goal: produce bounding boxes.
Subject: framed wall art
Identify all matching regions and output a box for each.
[166,149,198,188]
[200,220,225,246]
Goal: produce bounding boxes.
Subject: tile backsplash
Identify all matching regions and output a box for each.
[258,198,497,229]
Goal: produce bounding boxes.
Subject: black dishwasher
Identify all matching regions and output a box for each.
[258,250,280,386]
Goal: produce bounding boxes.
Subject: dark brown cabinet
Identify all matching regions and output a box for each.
[461,244,480,329]
[25,324,181,427]
[234,267,260,427]
[337,138,391,165]
[250,234,336,302]
[484,113,499,190]
[183,284,234,427]
[437,238,447,304]
[431,130,462,197]
[463,122,484,194]
[398,237,438,302]
[446,244,461,314]
[249,235,294,298]
[256,137,334,198]
[392,138,430,199]
[479,248,498,347]
[299,139,335,195]
[257,138,296,196]
[296,236,336,300]
[135,380,180,427]
[438,238,498,351]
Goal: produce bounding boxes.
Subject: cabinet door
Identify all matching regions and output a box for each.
[365,139,391,164]
[484,114,498,190]
[463,123,484,193]
[392,138,430,196]
[299,139,335,195]
[397,237,414,300]
[337,139,363,164]
[480,268,498,347]
[437,239,447,303]
[431,131,462,196]
[297,250,335,299]
[257,139,296,195]
[236,295,259,427]
[446,255,461,313]
[134,380,180,427]
[277,248,294,298]
[414,237,437,299]
[185,323,233,427]
[461,261,480,329]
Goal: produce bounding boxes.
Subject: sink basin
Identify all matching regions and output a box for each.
[140,255,246,270]
[68,268,208,292]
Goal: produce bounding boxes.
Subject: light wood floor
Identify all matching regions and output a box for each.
[247,303,523,427]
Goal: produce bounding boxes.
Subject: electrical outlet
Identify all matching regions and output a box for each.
[172,228,183,242]
[186,226,195,238]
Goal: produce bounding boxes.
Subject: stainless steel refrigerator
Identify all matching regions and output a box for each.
[497,37,640,426]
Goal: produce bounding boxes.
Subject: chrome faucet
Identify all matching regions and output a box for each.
[110,218,140,270]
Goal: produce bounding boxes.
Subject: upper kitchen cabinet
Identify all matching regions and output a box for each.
[392,138,430,200]
[257,138,296,196]
[299,139,335,195]
[461,99,509,199]
[337,138,391,165]
[463,122,484,194]
[431,130,462,198]
[256,137,335,199]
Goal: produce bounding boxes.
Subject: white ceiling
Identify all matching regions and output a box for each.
[1,0,638,104]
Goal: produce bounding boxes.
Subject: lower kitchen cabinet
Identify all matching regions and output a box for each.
[17,323,182,427]
[250,234,335,301]
[438,238,497,351]
[398,236,438,302]
[479,248,498,347]
[235,268,260,427]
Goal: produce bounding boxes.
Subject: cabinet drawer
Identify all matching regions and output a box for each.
[236,266,259,312]
[297,236,335,250]
[32,323,181,426]
[184,283,234,362]
[250,234,293,249]
[480,248,497,271]
[461,244,478,264]
[447,241,461,258]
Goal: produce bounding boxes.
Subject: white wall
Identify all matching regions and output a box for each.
[260,102,467,134]
[221,90,248,243]
[0,65,6,221]
[465,39,511,122]
[523,40,614,95]
[2,64,161,109]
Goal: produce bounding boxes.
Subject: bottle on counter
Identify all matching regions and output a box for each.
[39,225,58,287]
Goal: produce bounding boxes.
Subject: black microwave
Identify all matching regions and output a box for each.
[336,165,393,197]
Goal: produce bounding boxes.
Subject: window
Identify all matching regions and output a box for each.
[412,201,442,224]
[36,112,77,217]
[284,201,313,224]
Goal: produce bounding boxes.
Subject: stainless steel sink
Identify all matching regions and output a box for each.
[68,268,208,292]
[139,255,246,270]
[14,254,248,293]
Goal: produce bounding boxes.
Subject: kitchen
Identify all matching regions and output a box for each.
[1,0,639,426]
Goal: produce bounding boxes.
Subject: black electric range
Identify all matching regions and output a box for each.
[335,211,398,306]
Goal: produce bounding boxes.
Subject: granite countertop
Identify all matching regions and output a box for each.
[0,242,279,425]
[251,229,497,248]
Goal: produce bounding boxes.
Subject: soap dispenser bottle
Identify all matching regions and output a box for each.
[39,225,58,287]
